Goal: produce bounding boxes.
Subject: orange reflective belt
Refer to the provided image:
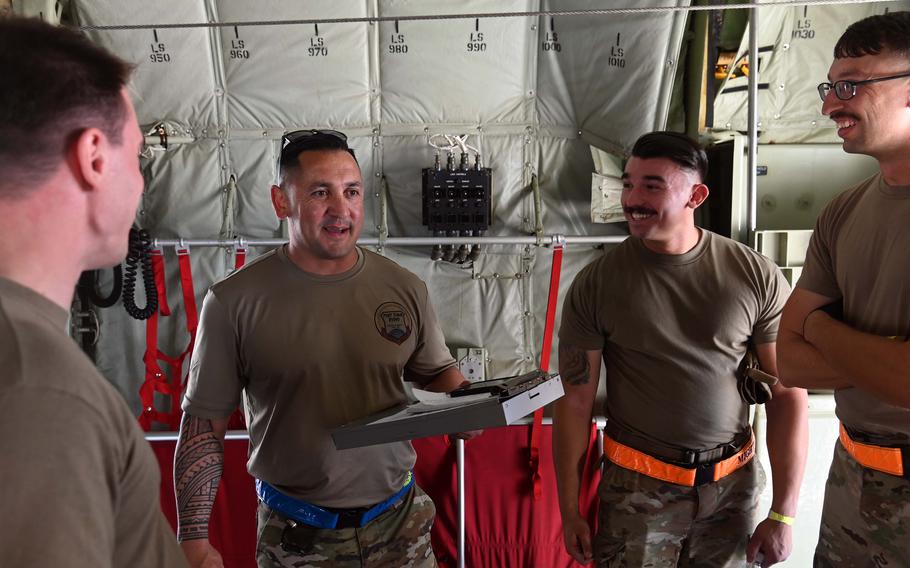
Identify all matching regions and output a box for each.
[839,424,905,477]
[603,432,755,487]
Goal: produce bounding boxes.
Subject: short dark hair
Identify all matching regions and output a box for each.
[278,130,358,188]
[834,11,910,59]
[0,17,132,198]
[630,131,708,182]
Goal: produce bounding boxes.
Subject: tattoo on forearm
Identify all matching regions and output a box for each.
[174,414,224,542]
[559,344,590,386]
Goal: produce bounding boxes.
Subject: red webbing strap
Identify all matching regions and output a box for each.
[139,304,160,430]
[225,244,248,430]
[138,247,199,431]
[140,249,179,430]
[150,248,171,316]
[171,246,199,430]
[530,244,564,500]
[234,245,247,271]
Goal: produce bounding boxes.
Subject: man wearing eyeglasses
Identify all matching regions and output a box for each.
[175,130,470,567]
[777,11,910,566]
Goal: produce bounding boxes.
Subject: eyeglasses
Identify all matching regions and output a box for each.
[817,70,910,101]
[279,129,349,168]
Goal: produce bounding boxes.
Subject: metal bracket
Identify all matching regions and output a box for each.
[155,123,168,150]
[70,308,100,346]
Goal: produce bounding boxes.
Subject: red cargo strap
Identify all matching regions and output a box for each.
[234,244,247,271]
[151,248,171,316]
[139,245,199,431]
[176,246,199,358]
[226,244,249,429]
[140,248,173,430]
[530,244,564,500]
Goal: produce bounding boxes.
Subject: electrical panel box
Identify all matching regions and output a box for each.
[422,166,492,233]
[456,347,488,383]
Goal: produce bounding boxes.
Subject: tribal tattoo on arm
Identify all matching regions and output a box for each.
[559,343,591,386]
[174,414,224,542]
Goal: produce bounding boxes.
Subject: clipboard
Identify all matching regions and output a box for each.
[330,371,564,450]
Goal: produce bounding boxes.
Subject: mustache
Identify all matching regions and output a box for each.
[623,206,657,215]
[321,218,352,228]
[830,112,859,122]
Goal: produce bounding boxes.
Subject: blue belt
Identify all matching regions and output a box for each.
[255,471,414,530]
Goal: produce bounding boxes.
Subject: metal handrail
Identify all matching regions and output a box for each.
[143,415,607,442]
[151,234,626,249]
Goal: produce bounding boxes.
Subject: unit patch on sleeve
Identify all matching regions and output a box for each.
[374,302,413,345]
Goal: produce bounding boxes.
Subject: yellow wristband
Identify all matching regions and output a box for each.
[768,510,795,526]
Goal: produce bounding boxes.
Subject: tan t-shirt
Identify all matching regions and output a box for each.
[183,246,455,508]
[0,278,188,568]
[560,230,789,450]
[798,173,910,442]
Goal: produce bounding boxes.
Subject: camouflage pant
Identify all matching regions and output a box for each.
[595,457,764,567]
[814,443,910,567]
[256,484,437,568]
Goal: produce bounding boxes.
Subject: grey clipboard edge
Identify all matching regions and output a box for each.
[330,374,564,450]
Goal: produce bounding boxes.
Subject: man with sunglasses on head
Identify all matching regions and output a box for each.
[175,129,470,568]
[777,11,910,566]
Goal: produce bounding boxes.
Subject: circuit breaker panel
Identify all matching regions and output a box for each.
[421,150,492,262]
[422,159,492,232]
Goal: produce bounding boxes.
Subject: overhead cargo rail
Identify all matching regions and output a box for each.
[150,234,628,249]
[79,0,894,32]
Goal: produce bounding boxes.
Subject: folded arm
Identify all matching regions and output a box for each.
[804,309,910,409]
[777,288,851,390]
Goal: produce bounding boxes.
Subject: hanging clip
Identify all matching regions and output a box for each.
[155,123,169,150]
[176,238,189,256]
[233,237,248,271]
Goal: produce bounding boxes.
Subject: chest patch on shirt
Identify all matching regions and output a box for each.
[374,302,413,345]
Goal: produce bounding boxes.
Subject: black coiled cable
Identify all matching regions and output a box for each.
[122,227,158,320]
[77,266,123,308]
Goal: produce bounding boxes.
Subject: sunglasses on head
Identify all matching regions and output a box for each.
[281,129,347,147]
[279,129,350,168]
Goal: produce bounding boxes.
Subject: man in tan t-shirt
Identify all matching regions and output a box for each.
[554,132,808,567]
[777,12,910,566]
[0,17,188,568]
[175,130,471,568]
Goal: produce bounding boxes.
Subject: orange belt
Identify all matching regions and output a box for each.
[604,432,755,487]
[839,424,908,478]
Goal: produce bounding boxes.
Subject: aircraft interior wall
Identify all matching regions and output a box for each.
[5,1,907,566]
[54,0,690,416]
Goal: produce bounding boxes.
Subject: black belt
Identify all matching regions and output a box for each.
[605,420,751,467]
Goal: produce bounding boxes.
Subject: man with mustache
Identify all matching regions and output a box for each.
[777,11,910,566]
[554,131,808,567]
[174,131,470,568]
